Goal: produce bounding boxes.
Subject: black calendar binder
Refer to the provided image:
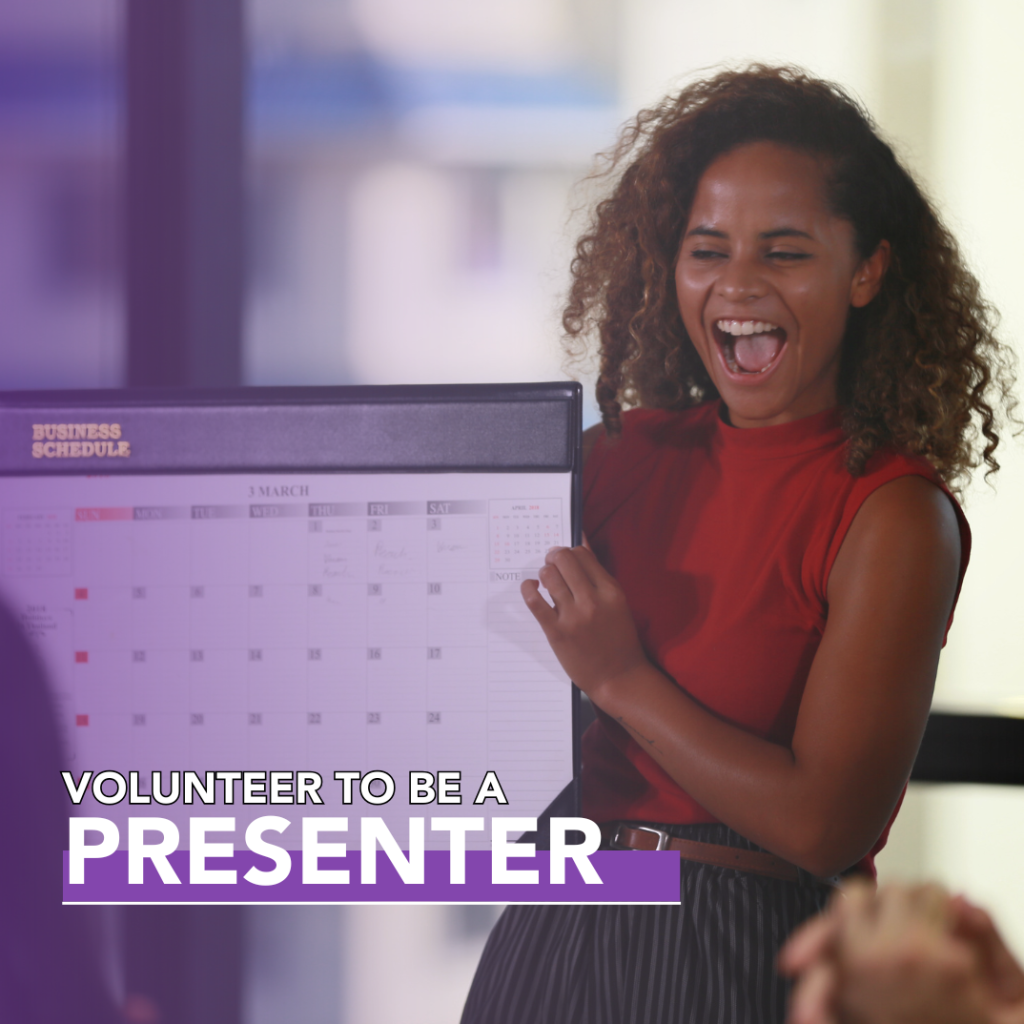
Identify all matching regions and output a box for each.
[0,382,581,474]
[0,382,584,825]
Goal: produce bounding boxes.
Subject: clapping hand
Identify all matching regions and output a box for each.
[779,880,1024,1024]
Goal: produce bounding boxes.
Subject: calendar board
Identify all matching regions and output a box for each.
[0,384,582,849]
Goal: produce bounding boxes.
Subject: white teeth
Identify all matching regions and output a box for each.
[715,319,780,336]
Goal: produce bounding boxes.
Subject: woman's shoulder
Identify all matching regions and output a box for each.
[844,448,967,539]
[857,446,942,486]
[821,446,970,613]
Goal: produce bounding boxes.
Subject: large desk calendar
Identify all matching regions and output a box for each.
[0,383,583,849]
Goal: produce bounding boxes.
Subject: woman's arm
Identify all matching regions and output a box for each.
[523,474,961,877]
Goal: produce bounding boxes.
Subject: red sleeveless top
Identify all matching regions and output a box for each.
[580,402,970,877]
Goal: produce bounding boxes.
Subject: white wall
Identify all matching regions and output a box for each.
[877,0,1024,962]
[618,0,879,115]
[928,0,1024,717]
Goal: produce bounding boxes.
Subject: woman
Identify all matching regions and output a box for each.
[461,65,1015,1024]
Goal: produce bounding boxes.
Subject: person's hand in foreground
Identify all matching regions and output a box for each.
[778,879,1024,1024]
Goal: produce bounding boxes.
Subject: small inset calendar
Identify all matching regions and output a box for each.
[3,508,73,577]
[489,499,564,568]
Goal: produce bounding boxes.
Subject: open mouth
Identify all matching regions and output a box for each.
[712,320,787,375]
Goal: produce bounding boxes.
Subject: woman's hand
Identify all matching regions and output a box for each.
[779,881,1024,1024]
[521,546,648,701]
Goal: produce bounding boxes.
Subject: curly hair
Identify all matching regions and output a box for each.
[564,64,1017,489]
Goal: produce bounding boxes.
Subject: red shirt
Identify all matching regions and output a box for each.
[581,402,970,875]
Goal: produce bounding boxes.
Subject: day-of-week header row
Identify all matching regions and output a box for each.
[74,501,488,522]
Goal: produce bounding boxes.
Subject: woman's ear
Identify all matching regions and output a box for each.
[850,240,891,308]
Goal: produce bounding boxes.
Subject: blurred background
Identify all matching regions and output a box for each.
[1,1,1022,1021]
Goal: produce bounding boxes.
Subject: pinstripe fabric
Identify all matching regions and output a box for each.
[460,824,832,1024]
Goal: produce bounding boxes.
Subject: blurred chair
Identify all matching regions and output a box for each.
[912,712,1024,786]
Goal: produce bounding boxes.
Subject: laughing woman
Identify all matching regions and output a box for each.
[460,66,1016,1024]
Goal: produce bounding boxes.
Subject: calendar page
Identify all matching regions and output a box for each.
[0,471,574,849]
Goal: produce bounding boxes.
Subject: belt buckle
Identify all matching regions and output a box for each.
[626,824,672,851]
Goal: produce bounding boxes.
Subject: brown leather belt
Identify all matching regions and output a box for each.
[604,823,802,883]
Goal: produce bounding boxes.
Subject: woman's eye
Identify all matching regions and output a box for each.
[690,248,726,261]
[767,250,811,262]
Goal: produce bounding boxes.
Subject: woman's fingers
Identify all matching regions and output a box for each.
[546,544,620,598]
[520,545,646,694]
[538,561,574,609]
[531,549,603,619]
[574,544,614,587]
[521,578,558,631]
[545,546,599,596]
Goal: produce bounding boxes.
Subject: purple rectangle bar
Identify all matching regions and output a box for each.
[64,850,679,904]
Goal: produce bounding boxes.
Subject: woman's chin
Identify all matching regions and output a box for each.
[714,360,841,428]
[719,384,804,428]
[714,375,780,420]
[722,388,837,429]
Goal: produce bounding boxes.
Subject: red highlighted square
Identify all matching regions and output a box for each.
[74,588,88,600]
[75,714,89,727]
[75,651,88,663]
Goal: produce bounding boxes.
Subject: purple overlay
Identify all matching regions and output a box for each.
[64,849,680,904]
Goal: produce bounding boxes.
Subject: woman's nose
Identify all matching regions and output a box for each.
[716,258,767,301]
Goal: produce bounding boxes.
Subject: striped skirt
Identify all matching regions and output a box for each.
[460,824,833,1024]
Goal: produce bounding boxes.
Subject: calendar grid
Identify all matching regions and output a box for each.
[1,473,572,849]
